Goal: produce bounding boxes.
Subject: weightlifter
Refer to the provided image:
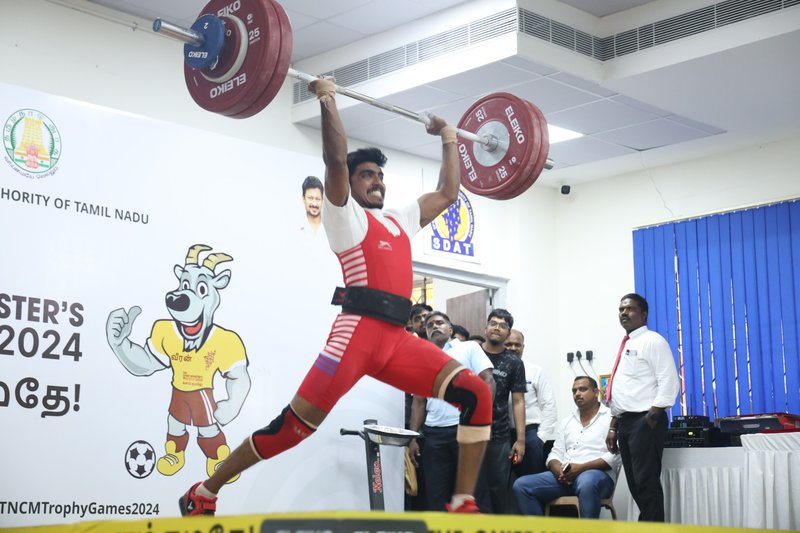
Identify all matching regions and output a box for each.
[179,77,492,516]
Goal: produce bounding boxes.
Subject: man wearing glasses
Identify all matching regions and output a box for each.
[480,309,527,513]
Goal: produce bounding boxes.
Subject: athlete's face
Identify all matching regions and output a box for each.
[350,162,385,209]
[303,188,322,218]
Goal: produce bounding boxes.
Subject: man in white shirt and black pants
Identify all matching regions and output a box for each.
[513,375,620,518]
[605,293,680,522]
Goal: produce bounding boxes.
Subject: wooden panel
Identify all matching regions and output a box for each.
[446,289,489,339]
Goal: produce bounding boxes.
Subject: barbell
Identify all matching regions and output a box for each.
[154,0,553,200]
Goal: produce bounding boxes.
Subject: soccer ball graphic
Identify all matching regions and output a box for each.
[125,440,156,479]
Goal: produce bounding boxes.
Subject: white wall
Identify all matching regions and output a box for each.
[549,138,800,414]
[3,0,799,430]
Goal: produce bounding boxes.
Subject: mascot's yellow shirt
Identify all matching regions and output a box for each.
[149,319,247,391]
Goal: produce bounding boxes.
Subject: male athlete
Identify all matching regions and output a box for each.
[179,77,492,515]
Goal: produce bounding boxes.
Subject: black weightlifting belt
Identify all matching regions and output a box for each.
[330,286,412,326]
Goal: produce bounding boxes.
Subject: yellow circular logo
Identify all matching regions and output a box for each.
[3,109,62,179]
[430,189,475,256]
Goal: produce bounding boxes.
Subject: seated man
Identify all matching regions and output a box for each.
[512,376,620,519]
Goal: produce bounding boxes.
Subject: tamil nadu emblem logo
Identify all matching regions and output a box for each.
[3,109,62,179]
[431,189,475,257]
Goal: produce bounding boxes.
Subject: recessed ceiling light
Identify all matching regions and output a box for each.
[548,124,583,144]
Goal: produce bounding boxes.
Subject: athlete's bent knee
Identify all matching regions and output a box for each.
[443,369,492,427]
[250,405,315,460]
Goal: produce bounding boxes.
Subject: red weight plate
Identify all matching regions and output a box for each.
[184,0,280,116]
[456,93,537,199]
[490,99,543,200]
[525,100,550,189]
[494,99,548,200]
[230,0,293,119]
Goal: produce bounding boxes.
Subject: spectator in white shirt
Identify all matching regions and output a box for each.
[504,329,557,476]
[513,376,620,518]
[605,293,680,522]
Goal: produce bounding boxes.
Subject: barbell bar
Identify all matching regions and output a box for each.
[156,17,507,153]
[152,0,553,199]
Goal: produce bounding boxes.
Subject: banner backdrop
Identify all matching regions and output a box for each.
[0,82,406,527]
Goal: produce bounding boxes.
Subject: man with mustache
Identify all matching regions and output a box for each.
[504,329,557,480]
[512,376,620,519]
[605,293,679,522]
[407,311,495,511]
[179,77,493,516]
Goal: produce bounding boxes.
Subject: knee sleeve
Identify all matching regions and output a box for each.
[250,406,315,460]
[443,369,492,428]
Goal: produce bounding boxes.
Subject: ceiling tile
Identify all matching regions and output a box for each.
[510,78,602,114]
[348,117,431,150]
[610,94,672,117]
[292,22,368,59]
[548,136,637,166]
[404,140,445,161]
[337,104,401,130]
[595,119,712,150]
[427,97,480,125]
[282,8,318,31]
[407,0,470,9]
[500,57,559,77]
[384,85,466,113]
[667,115,726,135]
[427,63,542,96]
[547,99,659,134]
[329,0,431,33]
[282,0,373,19]
[557,0,657,17]
[551,72,617,98]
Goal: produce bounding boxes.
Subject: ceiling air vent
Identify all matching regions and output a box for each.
[519,10,550,41]
[368,47,406,79]
[575,30,593,56]
[638,25,655,49]
[293,1,799,104]
[470,8,516,44]
[654,6,715,46]
[717,0,782,26]
[615,28,639,56]
[593,36,614,61]
[333,59,369,88]
[551,20,575,50]
[419,26,468,62]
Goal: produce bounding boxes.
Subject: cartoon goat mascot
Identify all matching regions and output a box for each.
[106,244,250,483]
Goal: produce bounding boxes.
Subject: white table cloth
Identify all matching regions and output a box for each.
[617,434,800,528]
[741,432,800,530]
[618,447,744,525]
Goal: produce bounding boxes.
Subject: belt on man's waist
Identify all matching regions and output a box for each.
[525,423,539,432]
[618,411,648,418]
[330,286,411,326]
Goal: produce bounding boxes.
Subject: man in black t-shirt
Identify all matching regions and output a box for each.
[480,309,526,513]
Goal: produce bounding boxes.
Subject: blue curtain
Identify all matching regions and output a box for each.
[633,199,800,419]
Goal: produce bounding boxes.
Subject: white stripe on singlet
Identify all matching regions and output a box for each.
[321,314,361,362]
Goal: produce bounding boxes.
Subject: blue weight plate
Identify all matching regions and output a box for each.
[184,14,225,70]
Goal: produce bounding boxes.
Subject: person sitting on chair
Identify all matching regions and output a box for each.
[512,376,620,519]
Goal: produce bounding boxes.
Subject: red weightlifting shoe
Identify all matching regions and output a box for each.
[179,482,216,516]
[445,497,480,513]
